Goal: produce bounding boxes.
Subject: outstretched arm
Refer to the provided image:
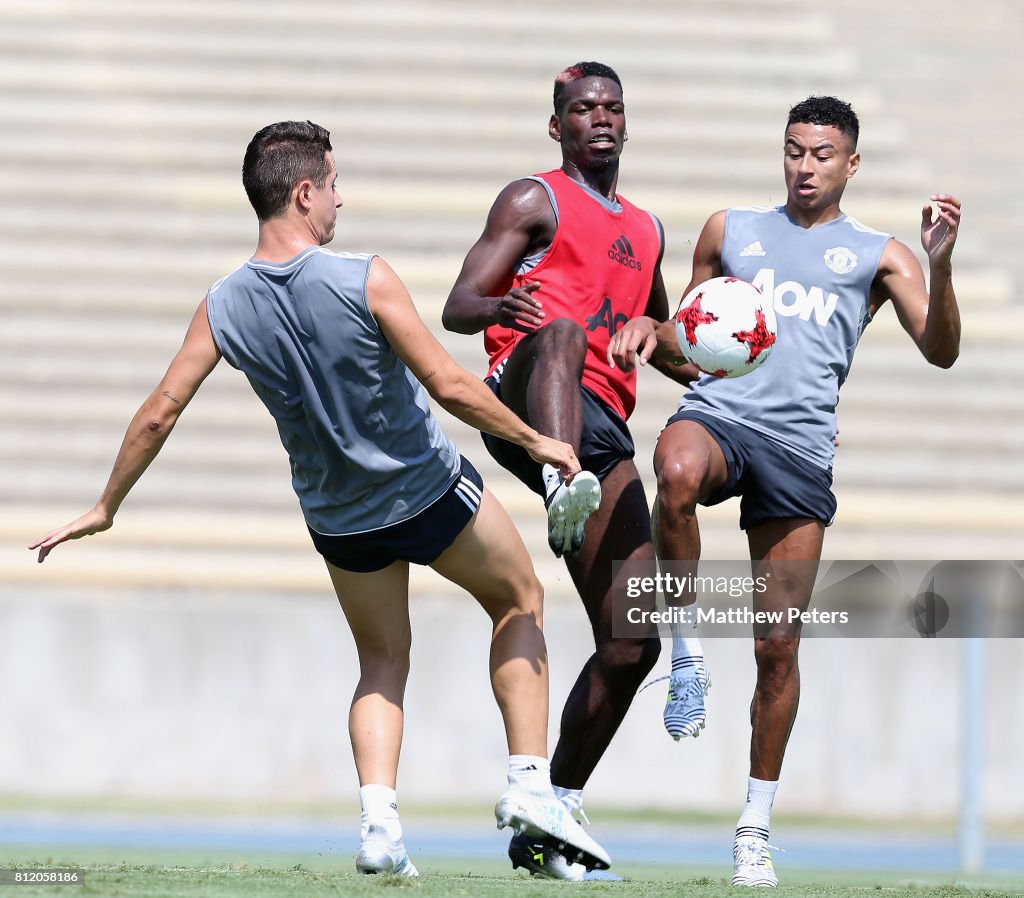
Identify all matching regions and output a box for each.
[370,257,579,481]
[873,194,961,368]
[29,300,222,562]
[639,260,699,386]
[442,179,556,335]
[635,217,697,385]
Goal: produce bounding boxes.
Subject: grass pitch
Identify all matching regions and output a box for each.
[3,851,1023,898]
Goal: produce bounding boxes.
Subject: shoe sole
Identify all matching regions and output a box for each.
[510,832,613,881]
[496,797,610,871]
[510,855,623,883]
[509,847,581,881]
[547,472,601,557]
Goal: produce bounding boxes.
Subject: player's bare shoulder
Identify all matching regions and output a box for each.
[867,236,920,315]
[487,178,557,248]
[703,209,728,241]
[687,209,728,284]
[693,209,728,255]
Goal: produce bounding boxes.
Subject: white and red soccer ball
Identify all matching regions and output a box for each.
[674,276,777,378]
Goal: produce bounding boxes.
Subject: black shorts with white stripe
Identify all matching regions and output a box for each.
[307,456,484,573]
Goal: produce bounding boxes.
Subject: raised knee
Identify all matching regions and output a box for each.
[656,453,708,509]
[535,317,588,357]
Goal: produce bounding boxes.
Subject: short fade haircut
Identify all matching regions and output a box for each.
[242,120,333,221]
[553,61,622,114]
[787,96,859,150]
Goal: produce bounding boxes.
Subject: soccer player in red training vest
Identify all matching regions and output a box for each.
[443,61,704,880]
[609,96,962,887]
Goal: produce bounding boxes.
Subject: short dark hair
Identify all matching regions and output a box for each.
[242,121,333,221]
[787,96,859,150]
[553,61,622,114]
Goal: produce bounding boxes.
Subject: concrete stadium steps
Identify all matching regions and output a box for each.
[841,0,1024,297]
[1,0,1020,599]
[1,249,1011,318]
[8,483,1021,601]
[0,3,855,85]
[0,127,936,213]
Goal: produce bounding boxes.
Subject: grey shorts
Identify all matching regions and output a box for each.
[665,408,837,531]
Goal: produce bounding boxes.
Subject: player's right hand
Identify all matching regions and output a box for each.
[526,435,580,484]
[28,507,113,563]
[494,281,545,333]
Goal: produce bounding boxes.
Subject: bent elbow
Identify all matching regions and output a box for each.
[928,348,959,369]
[441,303,474,335]
[440,305,458,334]
[431,378,466,409]
[141,400,182,438]
[143,413,178,438]
[429,369,475,412]
[420,364,456,403]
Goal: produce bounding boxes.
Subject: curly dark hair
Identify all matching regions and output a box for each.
[553,61,622,114]
[242,121,333,221]
[787,96,859,149]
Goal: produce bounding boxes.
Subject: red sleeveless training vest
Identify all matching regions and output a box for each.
[484,169,660,420]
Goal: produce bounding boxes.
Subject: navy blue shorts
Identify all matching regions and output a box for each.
[665,408,837,531]
[307,457,484,573]
[481,378,635,497]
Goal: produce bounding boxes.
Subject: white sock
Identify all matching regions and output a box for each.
[736,776,778,842]
[359,783,402,842]
[508,754,553,795]
[541,464,562,500]
[670,625,705,677]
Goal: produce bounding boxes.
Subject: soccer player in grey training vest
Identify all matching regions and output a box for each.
[29,120,613,877]
[607,96,961,888]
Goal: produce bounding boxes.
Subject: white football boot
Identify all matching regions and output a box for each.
[731,835,779,888]
[545,471,601,557]
[355,824,419,876]
[495,788,611,871]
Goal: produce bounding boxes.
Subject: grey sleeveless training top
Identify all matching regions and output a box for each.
[205,247,460,534]
[681,205,891,470]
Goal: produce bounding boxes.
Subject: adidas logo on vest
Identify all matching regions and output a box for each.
[608,235,642,271]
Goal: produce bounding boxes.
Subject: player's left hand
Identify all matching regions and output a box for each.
[28,507,113,563]
[921,194,960,267]
[607,316,658,371]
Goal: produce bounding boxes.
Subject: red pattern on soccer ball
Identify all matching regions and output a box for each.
[675,293,718,346]
[732,309,777,364]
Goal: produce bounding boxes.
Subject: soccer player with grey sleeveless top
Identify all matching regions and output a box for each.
[609,97,961,887]
[29,120,613,877]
